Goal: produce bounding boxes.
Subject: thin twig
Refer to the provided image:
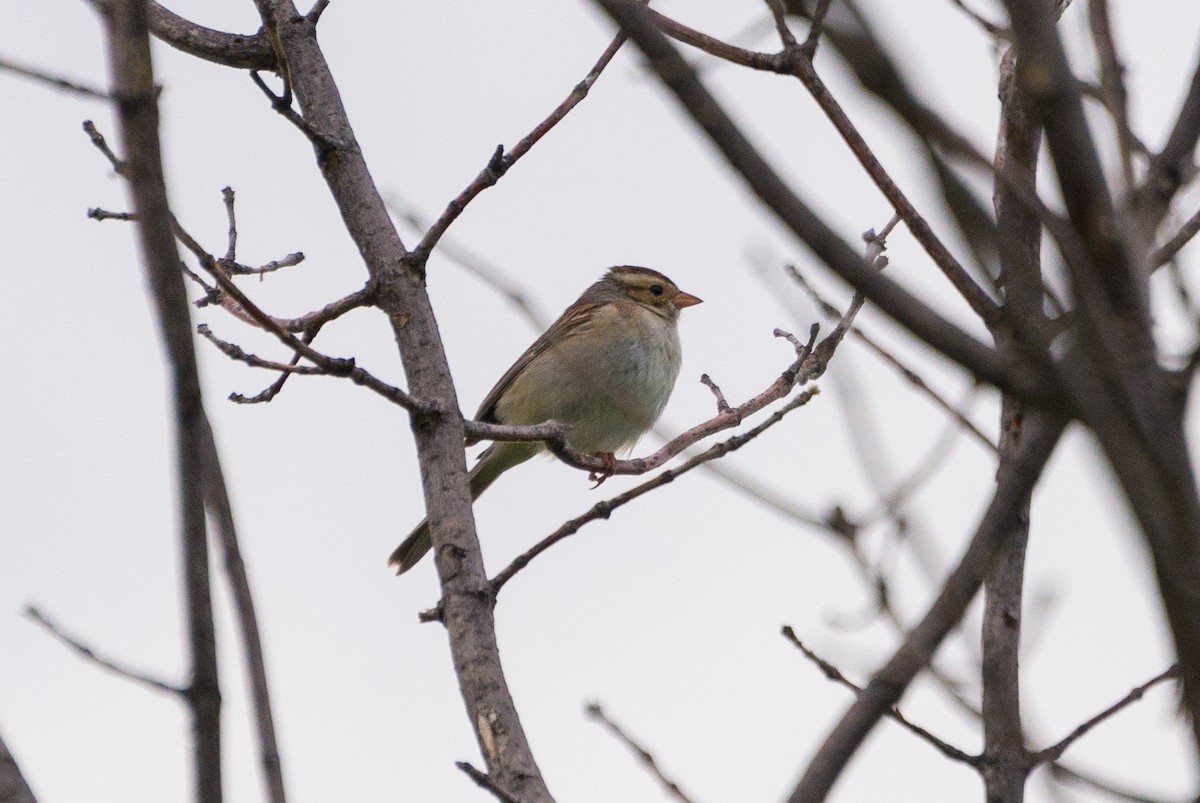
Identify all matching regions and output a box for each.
[854,400,980,526]
[658,9,1000,325]
[1154,205,1200,267]
[600,2,1058,405]
[787,266,997,452]
[249,69,327,147]
[455,762,522,803]
[26,606,183,697]
[764,0,798,49]
[1031,665,1181,765]
[198,324,325,375]
[485,388,817,594]
[412,32,626,261]
[82,120,125,173]
[799,0,833,55]
[0,56,111,99]
[88,207,136,221]
[789,411,1065,801]
[385,196,551,327]
[221,186,238,262]
[1047,762,1177,803]
[585,703,698,803]
[700,373,731,413]
[781,626,980,766]
[197,412,289,803]
[944,0,1007,38]
[1088,0,1138,191]
[171,219,423,411]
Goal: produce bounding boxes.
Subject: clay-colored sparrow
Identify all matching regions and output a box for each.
[389,266,702,574]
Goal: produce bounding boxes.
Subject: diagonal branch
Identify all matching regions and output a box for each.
[780,626,979,766]
[0,55,110,99]
[486,388,818,595]
[0,725,37,803]
[592,0,1058,406]
[788,410,1065,802]
[1031,665,1181,766]
[26,606,184,697]
[413,31,627,262]
[585,703,698,803]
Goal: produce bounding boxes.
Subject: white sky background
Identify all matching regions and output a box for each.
[3,1,1200,801]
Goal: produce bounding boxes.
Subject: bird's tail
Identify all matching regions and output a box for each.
[388,442,537,574]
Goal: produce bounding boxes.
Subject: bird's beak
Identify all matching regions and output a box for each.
[673,291,703,309]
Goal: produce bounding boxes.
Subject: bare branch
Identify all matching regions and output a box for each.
[654,7,1003,325]
[1153,204,1200,267]
[0,726,37,803]
[88,207,136,222]
[385,197,551,327]
[789,410,1065,802]
[306,0,330,24]
[82,119,125,174]
[412,31,627,261]
[1003,0,1200,754]
[1135,52,1200,227]
[455,762,522,803]
[786,266,997,452]
[1088,0,1137,191]
[780,626,979,766]
[174,221,423,411]
[592,0,1057,405]
[247,0,552,793]
[26,605,183,696]
[489,389,818,593]
[198,324,324,375]
[798,0,832,55]
[944,0,1007,37]
[0,56,110,99]
[1032,665,1181,765]
[585,703,698,803]
[1047,762,1178,803]
[102,3,222,796]
[197,414,288,803]
[146,1,275,70]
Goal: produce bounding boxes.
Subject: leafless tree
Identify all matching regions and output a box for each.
[5,1,1200,801]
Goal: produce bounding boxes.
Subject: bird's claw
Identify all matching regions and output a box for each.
[588,453,618,488]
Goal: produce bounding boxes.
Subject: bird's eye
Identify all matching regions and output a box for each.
[650,284,665,296]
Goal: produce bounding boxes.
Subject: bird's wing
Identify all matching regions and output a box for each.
[472,300,604,425]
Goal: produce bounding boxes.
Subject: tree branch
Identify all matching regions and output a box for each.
[585,703,698,803]
[1032,665,1181,765]
[102,1,222,797]
[0,725,37,803]
[247,0,552,796]
[591,0,1058,406]
[788,410,1065,802]
[146,1,275,70]
[412,31,627,262]
[25,606,184,697]
[780,627,979,766]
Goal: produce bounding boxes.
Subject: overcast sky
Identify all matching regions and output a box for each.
[4,1,1200,801]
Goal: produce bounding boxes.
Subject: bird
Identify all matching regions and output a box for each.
[389,265,702,574]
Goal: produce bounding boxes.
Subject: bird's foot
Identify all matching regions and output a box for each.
[589,452,618,488]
